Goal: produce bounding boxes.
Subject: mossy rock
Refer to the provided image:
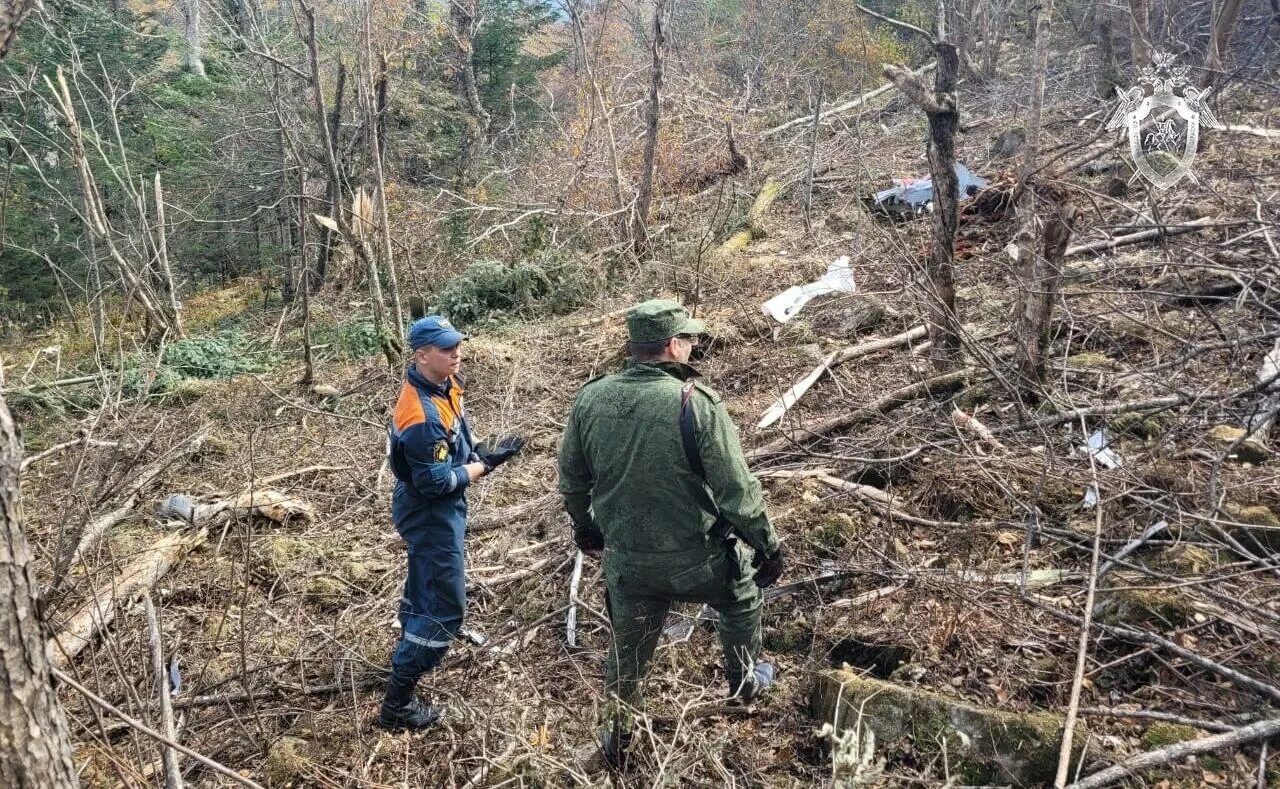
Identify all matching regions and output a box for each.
[1110,411,1163,439]
[809,511,859,555]
[1208,425,1271,464]
[765,615,813,653]
[1095,587,1194,628]
[810,670,1080,786]
[1140,721,1203,749]
[266,736,313,785]
[267,536,330,568]
[1222,502,1280,551]
[1069,351,1118,370]
[304,574,348,600]
[1158,544,1214,575]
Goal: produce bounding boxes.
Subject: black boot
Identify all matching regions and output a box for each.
[727,661,776,704]
[377,675,441,731]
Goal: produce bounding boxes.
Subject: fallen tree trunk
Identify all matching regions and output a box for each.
[48,527,208,670]
[716,179,780,257]
[1065,717,1280,789]
[750,368,970,461]
[1065,217,1218,257]
[761,61,936,137]
[158,488,315,527]
[758,325,929,428]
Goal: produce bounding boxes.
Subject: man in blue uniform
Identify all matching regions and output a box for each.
[379,315,525,730]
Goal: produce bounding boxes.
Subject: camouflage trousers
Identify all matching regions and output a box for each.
[603,542,762,728]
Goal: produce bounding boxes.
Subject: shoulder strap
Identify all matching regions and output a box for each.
[680,381,734,542]
[679,381,706,479]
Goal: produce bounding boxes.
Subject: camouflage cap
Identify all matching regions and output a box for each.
[625,299,706,344]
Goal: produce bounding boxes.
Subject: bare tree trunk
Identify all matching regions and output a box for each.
[632,0,670,250]
[298,166,314,385]
[1013,0,1079,396]
[0,392,79,788]
[1095,4,1122,99]
[178,0,206,77]
[0,0,37,58]
[365,20,403,342]
[450,0,488,188]
[884,39,962,370]
[312,58,346,288]
[47,68,175,338]
[299,1,394,364]
[1015,193,1079,390]
[802,80,823,235]
[568,1,629,241]
[1200,0,1245,88]
[152,174,185,338]
[1128,0,1150,68]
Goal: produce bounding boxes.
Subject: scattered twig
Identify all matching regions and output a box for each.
[51,666,267,789]
[1065,717,1280,789]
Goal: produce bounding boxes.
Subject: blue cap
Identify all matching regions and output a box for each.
[408,315,467,350]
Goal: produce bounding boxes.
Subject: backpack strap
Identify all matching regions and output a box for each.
[679,381,706,479]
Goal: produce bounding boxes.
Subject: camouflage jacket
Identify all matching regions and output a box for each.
[557,360,779,564]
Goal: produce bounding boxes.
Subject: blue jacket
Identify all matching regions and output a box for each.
[388,365,477,532]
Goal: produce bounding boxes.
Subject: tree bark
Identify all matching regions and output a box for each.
[178,0,206,77]
[1128,0,1150,68]
[0,393,79,788]
[0,0,37,58]
[1012,0,1074,398]
[1200,0,1245,88]
[884,41,962,371]
[632,0,671,250]
[450,0,488,187]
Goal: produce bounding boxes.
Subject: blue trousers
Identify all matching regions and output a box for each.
[389,491,467,682]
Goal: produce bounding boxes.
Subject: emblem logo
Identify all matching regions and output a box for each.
[433,441,449,462]
[1107,51,1221,190]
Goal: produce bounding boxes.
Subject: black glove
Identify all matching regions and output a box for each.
[475,435,526,472]
[573,526,604,555]
[752,545,785,589]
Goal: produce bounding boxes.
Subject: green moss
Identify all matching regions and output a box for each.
[811,670,1076,786]
[1096,588,1194,628]
[1140,722,1202,749]
[765,616,813,653]
[266,737,312,785]
[1111,411,1163,439]
[1069,351,1117,370]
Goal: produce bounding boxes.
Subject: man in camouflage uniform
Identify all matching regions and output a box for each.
[557,299,785,767]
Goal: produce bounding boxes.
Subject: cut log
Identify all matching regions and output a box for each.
[757,325,928,429]
[158,488,315,527]
[1065,217,1217,257]
[717,179,780,257]
[48,528,208,670]
[750,368,970,461]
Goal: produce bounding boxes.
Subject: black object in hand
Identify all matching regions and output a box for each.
[752,545,785,588]
[574,527,604,555]
[476,435,526,472]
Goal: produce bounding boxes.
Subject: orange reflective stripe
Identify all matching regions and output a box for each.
[393,383,426,433]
